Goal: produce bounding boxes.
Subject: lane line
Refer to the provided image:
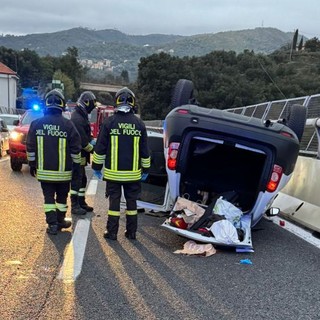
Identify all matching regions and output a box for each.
[86,179,98,195]
[57,175,98,282]
[271,216,320,249]
[57,218,91,282]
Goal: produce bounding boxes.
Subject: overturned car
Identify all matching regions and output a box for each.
[137,79,307,250]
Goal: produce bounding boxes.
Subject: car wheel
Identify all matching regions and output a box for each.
[285,104,307,142]
[170,79,195,109]
[10,158,23,171]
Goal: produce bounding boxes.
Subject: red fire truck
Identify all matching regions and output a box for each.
[90,105,115,138]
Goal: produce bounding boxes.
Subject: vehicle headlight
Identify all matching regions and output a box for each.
[10,131,24,141]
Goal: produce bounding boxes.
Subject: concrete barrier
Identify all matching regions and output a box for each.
[273,156,320,233]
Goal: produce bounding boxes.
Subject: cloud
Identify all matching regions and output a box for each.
[0,0,319,38]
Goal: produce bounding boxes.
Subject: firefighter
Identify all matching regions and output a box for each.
[92,87,151,240]
[70,91,97,215]
[26,89,82,235]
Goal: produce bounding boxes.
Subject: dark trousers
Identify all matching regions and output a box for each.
[41,182,70,205]
[107,181,141,212]
[70,165,87,195]
[41,182,70,224]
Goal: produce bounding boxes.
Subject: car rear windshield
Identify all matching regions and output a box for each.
[21,111,44,125]
[21,110,71,125]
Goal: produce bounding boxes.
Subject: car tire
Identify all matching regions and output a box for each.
[10,158,22,171]
[170,79,195,109]
[285,104,307,142]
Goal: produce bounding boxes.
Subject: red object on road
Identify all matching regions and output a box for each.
[279,220,285,227]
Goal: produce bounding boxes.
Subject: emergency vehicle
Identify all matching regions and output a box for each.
[9,106,71,171]
[90,105,115,138]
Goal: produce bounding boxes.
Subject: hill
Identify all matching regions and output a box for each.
[0,27,299,58]
[0,27,301,80]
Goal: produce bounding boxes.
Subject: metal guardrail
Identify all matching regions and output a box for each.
[0,105,25,115]
[145,94,320,157]
[224,94,320,158]
[3,93,320,158]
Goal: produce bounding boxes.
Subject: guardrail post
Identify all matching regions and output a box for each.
[314,118,320,159]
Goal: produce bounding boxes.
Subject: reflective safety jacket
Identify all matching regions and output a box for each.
[71,106,94,166]
[92,112,151,182]
[26,111,81,182]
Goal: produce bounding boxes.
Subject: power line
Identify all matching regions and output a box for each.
[257,58,287,99]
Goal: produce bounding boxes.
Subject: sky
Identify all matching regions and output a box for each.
[1,0,319,39]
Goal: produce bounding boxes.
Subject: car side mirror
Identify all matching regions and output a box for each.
[13,119,19,125]
[265,207,280,217]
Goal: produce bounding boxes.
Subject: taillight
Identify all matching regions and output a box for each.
[167,142,180,170]
[280,131,293,138]
[176,109,189,114]
[266,164,283,192]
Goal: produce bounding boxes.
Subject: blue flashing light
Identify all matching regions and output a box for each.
[32,104,40,111]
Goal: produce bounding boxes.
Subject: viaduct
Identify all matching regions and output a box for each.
[80,82,123,94]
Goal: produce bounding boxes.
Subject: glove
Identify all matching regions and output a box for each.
[29,166,37,177]
[141,173,149,182]
[93,170,102,180]
[90,139,96,146]
[141,167,149,182]
[72,163,81,181]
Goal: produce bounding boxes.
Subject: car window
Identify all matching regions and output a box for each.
[0,115,19,125]
[21,111,44,125]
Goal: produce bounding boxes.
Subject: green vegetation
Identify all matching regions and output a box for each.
[137,38,320,119]
[0,46,84,101]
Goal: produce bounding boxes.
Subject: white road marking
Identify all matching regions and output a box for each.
[271,216,320,249]
[86,179,98,195]
[57,218,91,282]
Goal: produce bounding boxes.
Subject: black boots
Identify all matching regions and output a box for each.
[71,195,87,215]
[78,196,94,212]
[104,232,117,240]
[57,209,72,230]
[46,210,58,235]
[46,210,72,234]
[47,224,58,235]
[103,215,138,241]
[125,231,136,240]
[104,216,120,241]
[125,215,137,240]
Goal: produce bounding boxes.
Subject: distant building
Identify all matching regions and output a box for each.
[0,62,19,109]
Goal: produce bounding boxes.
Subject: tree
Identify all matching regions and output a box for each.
[120,70,129,84]
[304,37,320,52]
[298,37,304,51]
[95,91,114,105]
[290,29,299,61]
[57,47,83,93]
[52,70,75,101]
[292,29,299,51]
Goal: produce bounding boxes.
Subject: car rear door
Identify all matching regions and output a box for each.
[136,130,173,212]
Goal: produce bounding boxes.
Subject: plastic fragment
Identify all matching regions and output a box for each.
[240,259,253,265]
